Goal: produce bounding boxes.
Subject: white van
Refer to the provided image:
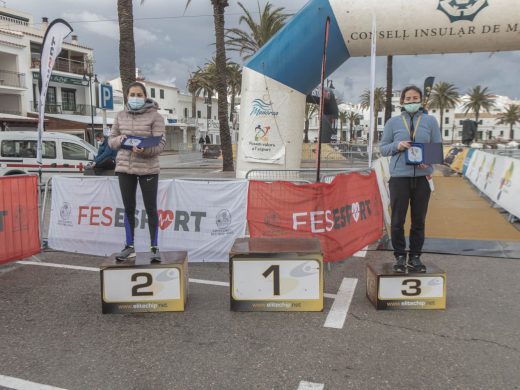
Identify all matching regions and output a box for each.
[0,131,97,180]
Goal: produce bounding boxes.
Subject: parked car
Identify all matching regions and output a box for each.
[202,144,222,159]
[0,131,97,181]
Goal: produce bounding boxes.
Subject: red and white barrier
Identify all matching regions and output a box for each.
[0,175,40,264]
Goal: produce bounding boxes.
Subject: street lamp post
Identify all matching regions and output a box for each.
[205,94,212,141]
[82,73,98,145]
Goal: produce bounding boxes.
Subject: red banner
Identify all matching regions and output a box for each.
[0,175,40,264]
[248,171,384,262]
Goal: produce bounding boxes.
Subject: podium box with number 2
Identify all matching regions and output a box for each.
[366,262,446,310]
[229,238,323,312]
[100,251,188,314]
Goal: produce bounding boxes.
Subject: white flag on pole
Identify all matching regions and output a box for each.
[368,13,377,169]
[37,19,73,164]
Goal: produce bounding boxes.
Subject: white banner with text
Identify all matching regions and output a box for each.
[48,177,248,262]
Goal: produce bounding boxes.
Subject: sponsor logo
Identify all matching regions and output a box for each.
[212,209,233,236]
[254,125,271,142]
[289,261,319,278]
[76,206,206,232]
[215,209,231,229]
[438,0,488,23]
[497,161,514,200]
[158,210,174,230]
[58,202,73,227]
[292,200,372,233]
[250,98,279,117]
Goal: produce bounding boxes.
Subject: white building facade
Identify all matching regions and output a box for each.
[0,6,100,138]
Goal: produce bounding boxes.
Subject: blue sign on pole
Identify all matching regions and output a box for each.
[99,84,113,110]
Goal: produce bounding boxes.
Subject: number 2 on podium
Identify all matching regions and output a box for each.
[131,272,153,297]
[262,265,280,296]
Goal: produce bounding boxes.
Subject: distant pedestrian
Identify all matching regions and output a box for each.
[205,134,211,144]
[198,135,205,151]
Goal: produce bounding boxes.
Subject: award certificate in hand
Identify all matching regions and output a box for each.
[122,135,162,150]
[405,143,424,165]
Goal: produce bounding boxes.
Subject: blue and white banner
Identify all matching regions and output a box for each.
[48,177,248,262]
[465,150,520,219]
[37,19,73,164]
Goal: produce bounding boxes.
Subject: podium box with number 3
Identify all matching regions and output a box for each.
[366,262,446,310]
[229,238,323,312]
[100,251,188,314]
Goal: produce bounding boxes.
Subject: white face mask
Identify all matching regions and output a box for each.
[404,103,422,114]
[128,97,145,110]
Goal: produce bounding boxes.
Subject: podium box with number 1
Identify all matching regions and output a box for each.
[229,238,323,312]
[100,251,188,314]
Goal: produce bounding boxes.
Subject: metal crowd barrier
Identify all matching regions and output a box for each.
[245,168,371,183]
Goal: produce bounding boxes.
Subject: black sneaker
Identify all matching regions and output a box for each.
[150,246,161,263]
[408,255,426,273]
[393,255,407,273]
[115,245,135,262]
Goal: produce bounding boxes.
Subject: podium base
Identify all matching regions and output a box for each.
[100,251,188,314]
[367,262,446,310]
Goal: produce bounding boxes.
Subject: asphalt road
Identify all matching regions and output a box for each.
[1,250,519,390]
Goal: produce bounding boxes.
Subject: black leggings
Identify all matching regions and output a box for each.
[389,176,431,257]
[117,172,159,247]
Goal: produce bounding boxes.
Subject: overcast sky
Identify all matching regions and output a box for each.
[12,0,520,102]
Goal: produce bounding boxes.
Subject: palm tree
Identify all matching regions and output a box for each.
[384,55,393,123]
[227,62,242,125]
[186,0,233,171]
[117,0,136,101]
[346,111,363,142]
[226,1,290,60]
[360,87,386,143]
[428,82,459,135]
[187,72,204,121]
[462,85,496,137]
[304,103,318,143]
[496,104,520,141]
[338,110,347,142]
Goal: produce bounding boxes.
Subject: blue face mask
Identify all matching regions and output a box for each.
[128,97,145,110]
[404,103,422,114]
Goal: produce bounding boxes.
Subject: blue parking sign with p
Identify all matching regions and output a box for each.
[100,84,113,110]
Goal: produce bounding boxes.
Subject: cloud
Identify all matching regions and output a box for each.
[63,11,159,46]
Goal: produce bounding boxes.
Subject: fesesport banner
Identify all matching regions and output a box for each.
[248,171,384,262]
[0,175,40,264]
[48,177,248,262]
[464,150,520,219]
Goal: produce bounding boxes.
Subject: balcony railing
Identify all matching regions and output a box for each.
[31,57,86,76]
[0,70,26,88]
[73,104,97,116]
[31,101,62,114]
[31,101,97,116]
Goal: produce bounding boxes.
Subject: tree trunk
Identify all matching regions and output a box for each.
[439,108,444,135]
[117,0,136,103]
[349,122,354,142]
[475,111,480,141]
[510,124,514,141]
[212,0,233,171]
[384,55,393,123]
[230,91,235,126]
[191,94,196,119]
[373,113,379,144]
[304,119,309,143]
